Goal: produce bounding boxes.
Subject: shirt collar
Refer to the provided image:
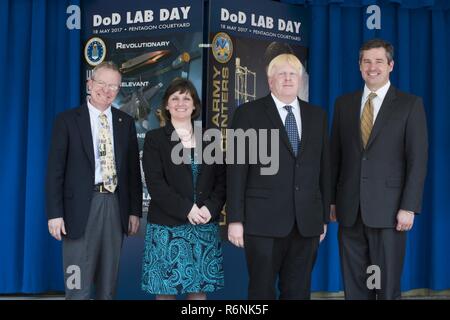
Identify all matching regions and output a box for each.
[87,98,112,118]
[363,81,391,102]
[271,93,299,111]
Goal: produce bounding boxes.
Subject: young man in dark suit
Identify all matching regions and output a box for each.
[227,54,330,299]
[330,39,428,299]
[46,61,142,299]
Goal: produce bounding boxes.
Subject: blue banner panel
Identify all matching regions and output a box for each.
[81,0,205,300]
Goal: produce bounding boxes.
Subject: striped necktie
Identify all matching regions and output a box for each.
[361,92,377,148]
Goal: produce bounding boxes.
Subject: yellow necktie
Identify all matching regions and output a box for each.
[361,92,377,148]
[98,114,117,192]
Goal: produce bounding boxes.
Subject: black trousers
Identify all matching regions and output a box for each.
[338,213,407,300]
[244,224,319,300]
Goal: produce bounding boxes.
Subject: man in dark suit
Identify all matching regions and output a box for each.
[227,53,330,299]
[330,39,428,299]
[46,61,142,299]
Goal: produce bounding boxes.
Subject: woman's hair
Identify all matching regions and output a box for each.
[162,78,201,121]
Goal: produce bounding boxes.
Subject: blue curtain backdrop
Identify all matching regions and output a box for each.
[0,0,449,295]
[0,0,80,293]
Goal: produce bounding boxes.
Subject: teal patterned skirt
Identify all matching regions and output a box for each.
[141,222,224,295]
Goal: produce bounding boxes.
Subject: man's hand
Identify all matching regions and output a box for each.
[128,215,140,236]
[396,209,414,232]
[320,224,327,243]
[187,204,207,225]
[228,222,244,248]
[48,218,66,241]
[330,204,337,222]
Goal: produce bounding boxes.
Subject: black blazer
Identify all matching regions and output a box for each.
[227,94,331,238]
[330,85,428,227]
[142,122,226,226]
[46,104,142,239]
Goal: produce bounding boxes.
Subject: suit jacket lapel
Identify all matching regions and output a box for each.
[351,92,364,151]
[164,122,193,178]
[112,108,125,175]
[365,85,396,149]
[263,95,295,157]
[76,104,95,172]
[297,99,309,160]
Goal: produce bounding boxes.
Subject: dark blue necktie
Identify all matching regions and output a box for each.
[284,105,300,156]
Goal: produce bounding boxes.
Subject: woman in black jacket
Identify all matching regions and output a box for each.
[141,78,225,300]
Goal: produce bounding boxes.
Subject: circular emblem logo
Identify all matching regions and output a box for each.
[84,37,106,66]
[212,32,233,64]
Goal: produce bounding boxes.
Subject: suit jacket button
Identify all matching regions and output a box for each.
[295,186,299,191]
[363,157,367,160]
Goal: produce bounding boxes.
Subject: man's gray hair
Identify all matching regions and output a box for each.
[91,61,121,79]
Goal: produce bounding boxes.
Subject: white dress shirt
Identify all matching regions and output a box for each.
[360,81,391,123]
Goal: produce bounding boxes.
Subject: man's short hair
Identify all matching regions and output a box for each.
[267,54,303,78]
[91,61,121,80]
[359,38,394,64]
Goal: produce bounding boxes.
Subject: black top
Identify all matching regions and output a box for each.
[142,122,226,226]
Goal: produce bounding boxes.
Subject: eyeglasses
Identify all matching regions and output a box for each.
[92,79,120,92]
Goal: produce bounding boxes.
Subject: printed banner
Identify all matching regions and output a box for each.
[82,0,204,220]
[206,0,309,228]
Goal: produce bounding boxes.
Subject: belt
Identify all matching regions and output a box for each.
[93,183,113,193]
